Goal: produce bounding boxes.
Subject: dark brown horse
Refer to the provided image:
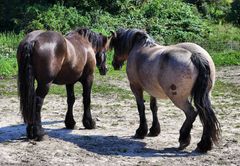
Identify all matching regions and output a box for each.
[110,28,220,153]
[17,28,109,140]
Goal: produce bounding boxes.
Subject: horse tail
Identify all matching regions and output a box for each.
[190,53,220,145]
[17,41,36,124]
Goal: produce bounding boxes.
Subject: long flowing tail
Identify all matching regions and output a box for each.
[17,42,36,124]
[190,53,220,145]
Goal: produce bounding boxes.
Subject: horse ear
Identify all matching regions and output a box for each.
[105,36,112,50]
[133,31,147,43]
[110,30,117,38]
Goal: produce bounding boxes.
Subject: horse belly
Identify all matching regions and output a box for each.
[143,83,168,99]
[53,68,83,85]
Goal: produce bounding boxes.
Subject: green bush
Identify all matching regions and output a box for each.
[212,51,240,66]
[0,32,23,59]
[228,0,240,25]
[200,24,240,52]
[142,0,209,44]
[26,4,90,33]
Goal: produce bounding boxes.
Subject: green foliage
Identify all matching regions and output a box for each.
[142,0,209,43]
[0,32,23,58]
[91,0,210,43]
[201,24,240,53]
[0,58,18,77]
[0,33,23,77]
[25,4,90,33]
[212,51,240,66]
[0,0,240,78]
[206,0,232,23]
[228,0,240,25]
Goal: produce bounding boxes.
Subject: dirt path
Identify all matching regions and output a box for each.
[217,66,240,85]
[0,67,239,166]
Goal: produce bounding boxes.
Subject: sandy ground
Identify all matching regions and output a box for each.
[0,66,239,166]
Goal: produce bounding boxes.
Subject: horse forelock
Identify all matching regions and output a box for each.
[112,28,156,56]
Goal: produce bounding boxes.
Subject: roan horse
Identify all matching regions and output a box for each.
[17,28,109,140]
[110,28,220,153]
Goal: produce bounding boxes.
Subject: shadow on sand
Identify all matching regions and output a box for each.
[0,120,203,158]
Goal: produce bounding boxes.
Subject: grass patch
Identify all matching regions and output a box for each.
[212,51,240,66]
[0,78,17,96]
[0,58,18,77]
[212,80,240,110]
[213,80,240,98]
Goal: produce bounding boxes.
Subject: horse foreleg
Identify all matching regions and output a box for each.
[148,96,160,137]
[27,83,50,141]
[178,101,197,150]
[130,84,148,139]
[81,75,96,129]
[65,84,76,129]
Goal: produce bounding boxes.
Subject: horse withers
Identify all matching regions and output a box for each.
[109,28,220,153]
[17,28,109,140]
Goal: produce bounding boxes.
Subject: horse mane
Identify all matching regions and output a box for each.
[66,28,107,51]
[110,28,156,55]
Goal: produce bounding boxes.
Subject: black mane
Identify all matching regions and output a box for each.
[110,28,156,55]
[67,28,106,51]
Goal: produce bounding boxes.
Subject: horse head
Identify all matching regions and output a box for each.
[109,29,152,70]
[109,29,126,70]
[95,34,109,75]
[76,28,109,75]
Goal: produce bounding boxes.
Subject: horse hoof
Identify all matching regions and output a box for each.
[194,147,208,153]
[65,120,76,129]
[83,119,96,129]
[178,142,189,150]
[26,125,45,141]
[195,144,212,153]
[34,134,47,141]
[196,140,212,153]
[134,125,148,139]
[148,132,159,137]
[148,126,160,137]
[133,134,145,139]
[134,127,148,139]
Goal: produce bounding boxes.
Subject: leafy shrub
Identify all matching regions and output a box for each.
[26,4,90,33]
[200,24,240,52]
[142,0,209,44]
[228,0,240,25]
[212,51,240,66]
[0,32,23,59]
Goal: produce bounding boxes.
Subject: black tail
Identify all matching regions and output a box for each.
[17,42,36,124]
[191,53,220,145]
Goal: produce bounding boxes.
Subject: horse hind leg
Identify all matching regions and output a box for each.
[64,84,76,129]
[195,94,220,153]
[148,96,160,137]
[81,75,96,129]
[27,82,50,141]
[175,100,197,150]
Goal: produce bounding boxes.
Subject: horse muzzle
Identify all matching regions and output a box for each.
[112,61,123,70]
[98,67,108,75]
